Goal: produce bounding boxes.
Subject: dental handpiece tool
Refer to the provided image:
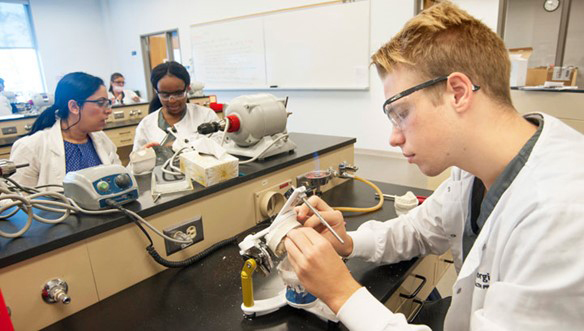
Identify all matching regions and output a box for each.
[301,197,345,245]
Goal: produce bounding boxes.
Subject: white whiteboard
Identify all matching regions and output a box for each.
[191,17,267,88]
[190,1,370,90]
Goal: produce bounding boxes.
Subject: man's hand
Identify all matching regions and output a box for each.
[295,195,353,257]
[285,227,362,314]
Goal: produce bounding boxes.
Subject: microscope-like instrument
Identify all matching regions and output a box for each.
[238,186,339,322]
[198,94,297,161]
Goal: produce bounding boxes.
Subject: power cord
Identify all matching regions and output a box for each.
[1,163,238,268]
[0,178,190,245]
[107,199,237,268]
[161,147,188,176]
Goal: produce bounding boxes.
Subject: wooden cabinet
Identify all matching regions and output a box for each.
[0,145,10,159]
[435,250,454,284]
[104,126,136,148]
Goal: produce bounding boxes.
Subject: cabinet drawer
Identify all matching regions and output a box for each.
[384,255,437,317]
[104,126,136,148]
[0,145,11,159]
[401,255,436,297]
[0,117,35,138]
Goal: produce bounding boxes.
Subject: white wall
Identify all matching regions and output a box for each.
[28,0,501,153]
[29,0,113,93]
[504,0,583,85]
[452,0,500,32]
[504,0,561,68]
[102,0,415,152]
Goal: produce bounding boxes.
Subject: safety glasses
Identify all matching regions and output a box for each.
[157,90,187,101]
[383,75,480,129]
[83,98,113,109]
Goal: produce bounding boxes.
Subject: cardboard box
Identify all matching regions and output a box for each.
[180,150,239,187]
[509,47,533,87]
[526,67,548,86]
[550,66,578,86]
[526,66,578,86]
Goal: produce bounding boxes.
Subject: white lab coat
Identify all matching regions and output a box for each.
[0,94,12,116]
[9,120,121,188]
[132,103,219,152]
[338,113,584,330]
[108,90,144,105]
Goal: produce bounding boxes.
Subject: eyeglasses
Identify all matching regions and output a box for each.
[83,98,112,109]
[157,90,187,101]
[382,75,480,129]
[113,80,125,86]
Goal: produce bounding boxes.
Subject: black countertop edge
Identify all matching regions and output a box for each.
[511,86,584,93]
[0,135,356,268]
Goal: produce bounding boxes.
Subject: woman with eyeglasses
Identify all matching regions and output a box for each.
[9,72,121,188]
[133,61,219,152]
[108,72,143,105]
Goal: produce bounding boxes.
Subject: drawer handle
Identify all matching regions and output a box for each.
[443,259,454,264]
[400,274,427,299]
[119,131,132,135]
[407,299,424,323]
[120,139,132,143]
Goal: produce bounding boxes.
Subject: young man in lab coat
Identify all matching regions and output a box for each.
[284,2,584,330]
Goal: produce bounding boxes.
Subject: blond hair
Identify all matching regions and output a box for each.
[371,1,512,106]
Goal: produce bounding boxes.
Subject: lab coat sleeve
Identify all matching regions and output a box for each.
[337,287,431,331]
[348,179,454,265]
[470,203,584,330]
[126,90,144,103]
[8,137,41,187]
[132,120,148,152]
[102,133,121,165]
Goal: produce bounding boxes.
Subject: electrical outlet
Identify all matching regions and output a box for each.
[163,216,204,255]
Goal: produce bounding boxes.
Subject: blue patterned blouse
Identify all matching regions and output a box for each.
[64,138,103,173]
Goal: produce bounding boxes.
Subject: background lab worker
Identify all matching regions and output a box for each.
[10,72,121,188]
[133,61,219,151]
[108,72,143,105]
[0,77,13,116]
[284,2,584,331]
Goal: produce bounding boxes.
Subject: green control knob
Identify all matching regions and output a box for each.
[115,174,131,189]
[97,180,109,192]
